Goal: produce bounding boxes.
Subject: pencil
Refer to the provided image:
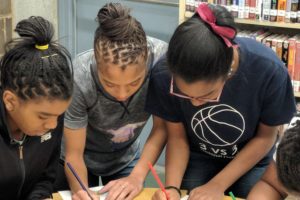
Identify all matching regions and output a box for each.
[229,191,236,200]
[66,162,94,200]
[147,162,169,200]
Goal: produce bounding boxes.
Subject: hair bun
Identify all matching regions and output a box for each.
[96,3,136,41]
[15,16,54,45]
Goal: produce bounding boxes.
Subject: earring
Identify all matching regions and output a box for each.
[228,67,233,77]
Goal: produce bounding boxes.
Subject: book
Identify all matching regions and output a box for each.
[263,0,271,20]
[277,0,287,21]
[270,0,278,21]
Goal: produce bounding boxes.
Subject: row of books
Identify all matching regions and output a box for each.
[237,30,300,92]
[185,0,300,23]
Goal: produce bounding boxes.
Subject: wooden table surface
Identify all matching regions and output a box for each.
[53,188,243,200]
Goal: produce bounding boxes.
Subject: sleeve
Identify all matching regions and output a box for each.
[145,57,182,122]
[260,64,296,126]
[64,81,89,129]
[25,116,64,200]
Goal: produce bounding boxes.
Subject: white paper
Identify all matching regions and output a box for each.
[58,186,107,200]
[181,195,189,200]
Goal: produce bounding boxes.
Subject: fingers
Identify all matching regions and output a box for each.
[99,180,116,194]
[115,185,135,200]
[152,189,167,200]
[124,188,141,200]
[105,182,128,200]
[72,190,90,200]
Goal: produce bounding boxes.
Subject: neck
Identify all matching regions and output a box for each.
[6,112,24,140]
[231,48,239,73]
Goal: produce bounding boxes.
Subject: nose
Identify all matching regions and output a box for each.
[44,118,58,130]
[115,88,130,102]
[190,99,206,107]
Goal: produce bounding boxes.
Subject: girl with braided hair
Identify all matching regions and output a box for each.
[0,16,73,199]
[55,2,168,200]
[248,117,300,200]
[145,3,296,200]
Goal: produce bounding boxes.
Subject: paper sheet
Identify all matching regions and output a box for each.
[58,186,107,200]
[181,195,189,200]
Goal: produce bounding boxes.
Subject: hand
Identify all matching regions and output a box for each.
[72,189,99,200]
[152,189,179,200]
[188,182,224,200]
[98,175,143,200]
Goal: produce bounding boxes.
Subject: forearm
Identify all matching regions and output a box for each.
[130,128,167,182]
[210,124,278,191]
[247,180,283,200]
[248,161,287,200]
[65,156,88,193]
[165,123,189,188]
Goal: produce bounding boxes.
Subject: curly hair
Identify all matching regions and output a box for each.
[276,119,300,193]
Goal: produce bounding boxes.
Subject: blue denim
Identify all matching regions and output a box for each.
[100,153,140,185]
[180,152,268,198]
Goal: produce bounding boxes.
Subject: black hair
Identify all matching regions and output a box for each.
[0,16,73,101]
[167,4,237,83]
[276,119,300,193]
[94,3,147,69]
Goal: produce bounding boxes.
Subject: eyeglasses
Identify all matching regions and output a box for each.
[169,76,224,103]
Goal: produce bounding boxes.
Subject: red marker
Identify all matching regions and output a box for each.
[148,162,169,200]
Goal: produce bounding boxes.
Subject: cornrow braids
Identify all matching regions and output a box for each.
[94,3,147,69]
[276,119,300,193]
[0,16,73,101]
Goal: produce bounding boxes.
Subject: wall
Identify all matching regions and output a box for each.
[0,0,12,56]
[11,0,58,38]
[59,0,179,55]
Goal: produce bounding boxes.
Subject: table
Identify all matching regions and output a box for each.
[53,188,243,200]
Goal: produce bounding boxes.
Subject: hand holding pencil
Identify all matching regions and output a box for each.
[148,162,181,200]
[66,162,99,200]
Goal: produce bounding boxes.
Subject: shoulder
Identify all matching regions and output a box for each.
[149,56,172,91]
[146,36,168,68]
[73,49,95,76]
[72,50,97,95]
[237,37,288,79]
[237,37,283,67]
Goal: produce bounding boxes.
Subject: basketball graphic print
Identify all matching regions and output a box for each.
[191,104,245,147]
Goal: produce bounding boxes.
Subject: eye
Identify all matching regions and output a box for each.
[105,82,115,88]
[130,80,140,87]
[38,115,48,120]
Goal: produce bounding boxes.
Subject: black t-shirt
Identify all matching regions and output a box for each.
[145,37,296,162]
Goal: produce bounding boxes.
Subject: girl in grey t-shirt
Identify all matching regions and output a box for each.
[55,3,168,200]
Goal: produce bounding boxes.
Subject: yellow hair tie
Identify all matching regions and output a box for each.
[35,44,49,50]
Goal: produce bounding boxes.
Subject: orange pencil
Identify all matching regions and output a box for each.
[148,162,169,200]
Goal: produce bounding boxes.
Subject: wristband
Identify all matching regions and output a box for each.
[165,186,182,197]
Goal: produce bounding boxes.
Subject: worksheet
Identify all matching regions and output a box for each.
[59,186,107,200]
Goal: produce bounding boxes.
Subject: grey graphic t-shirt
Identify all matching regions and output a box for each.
[63,37,168,176]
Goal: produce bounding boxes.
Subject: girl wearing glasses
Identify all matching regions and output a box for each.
[56,3,168,200]
[146,3,296,200]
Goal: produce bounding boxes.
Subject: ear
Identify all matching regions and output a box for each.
[3,90,19,112]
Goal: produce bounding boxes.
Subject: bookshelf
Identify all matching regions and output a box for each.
[179,0,300,98]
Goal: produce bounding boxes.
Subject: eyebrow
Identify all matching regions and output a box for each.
[195,90,216,98]
[103,75,144,85]
[38,112,59,117]
[176,84,216,99]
